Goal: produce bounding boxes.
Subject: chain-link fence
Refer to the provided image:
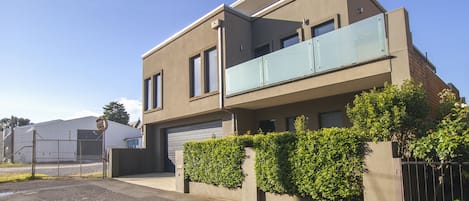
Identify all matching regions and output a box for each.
[2,134,106,177]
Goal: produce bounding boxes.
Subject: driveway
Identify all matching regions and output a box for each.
[0,178,228,201]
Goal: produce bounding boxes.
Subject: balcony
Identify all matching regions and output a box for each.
[226,13,388,96]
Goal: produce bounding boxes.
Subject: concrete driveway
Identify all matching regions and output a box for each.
[0,178,226,201]
[114,172,176,192]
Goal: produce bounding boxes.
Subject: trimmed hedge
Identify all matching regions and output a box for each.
[254,132,296,194]
[254,128,365,200]
[184,128,365,200]
[183,136,252,189]
[292,128,365,200]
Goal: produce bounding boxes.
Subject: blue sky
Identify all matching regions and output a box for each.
[0,0,468,123]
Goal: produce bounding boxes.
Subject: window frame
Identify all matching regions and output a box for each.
[189,54,202,98]
[310,14,340,38]
[281,33,300,48]
[152,71,163,110]
[319,111,345,129]
[204,47,218,93]
[143,77,151,111]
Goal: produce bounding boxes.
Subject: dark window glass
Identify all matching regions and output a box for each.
[286,116,299,132]
[144,78,151,111]
[281,34,299,48]
[190,55,202,97]
[254,44,270,58]
[319,111,344,128]
[259,120,276,133]
[153,73,162,109]
[312,20,335,37]
[205,48,218,93]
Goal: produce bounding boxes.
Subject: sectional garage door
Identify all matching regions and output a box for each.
[166,121,223,172]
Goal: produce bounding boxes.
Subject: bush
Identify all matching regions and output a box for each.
[291,128,365,200]
[184,135,253,189]
[254,132,296,194]
[254,116,366,200]
[346,80,428,142]
[410,91,469,163]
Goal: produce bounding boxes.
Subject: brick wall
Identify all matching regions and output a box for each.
[409,47,449,117]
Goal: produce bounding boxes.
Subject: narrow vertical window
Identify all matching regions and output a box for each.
[144,78,151,111]
[153,73,162,109]
[312,20,335,37]
[205,48,218,93]
[190,55,202,97]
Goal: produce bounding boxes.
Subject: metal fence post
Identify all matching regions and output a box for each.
[79,140,82,177]
[31,130,36,179]
[57,139,60,177]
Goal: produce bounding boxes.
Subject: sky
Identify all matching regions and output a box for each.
[0,0,468,124]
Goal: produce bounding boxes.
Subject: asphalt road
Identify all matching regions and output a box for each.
[0,179,227,201]
[0,162,103,176]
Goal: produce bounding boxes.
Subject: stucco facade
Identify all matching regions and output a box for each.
[140,0,453,172]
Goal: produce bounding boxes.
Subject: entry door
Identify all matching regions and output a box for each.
[165,121,222,172]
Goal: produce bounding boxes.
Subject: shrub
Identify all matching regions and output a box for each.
[291,128,365,200]
[410,91,469,163]
[254,132,296,194]
[183,135,253,189]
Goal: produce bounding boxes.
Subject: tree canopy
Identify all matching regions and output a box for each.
[0,116,32,131]
[103,101,130,125]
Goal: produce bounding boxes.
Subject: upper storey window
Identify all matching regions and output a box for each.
[281,34,299,48]
[312,20,335,37]
[205,48,218,93]
[190,55,202,97]
[190,47,218,98]
[144,78,151,111]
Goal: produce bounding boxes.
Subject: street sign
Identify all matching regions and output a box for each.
[96,117,108,131]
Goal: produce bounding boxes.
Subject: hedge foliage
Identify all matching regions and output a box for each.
[183,136,252,189]
[254,127,366,200]
[253,132,296,194]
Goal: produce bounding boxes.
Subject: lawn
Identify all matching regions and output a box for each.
[0,173,47,183]
[0,162,26,168]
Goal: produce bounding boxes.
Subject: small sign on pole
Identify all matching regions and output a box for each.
[96,117,108,132]
[96,117,108,178]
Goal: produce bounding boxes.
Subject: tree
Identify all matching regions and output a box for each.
[0,116,32,129]
[103,101,130,125]
[410,90,469,163]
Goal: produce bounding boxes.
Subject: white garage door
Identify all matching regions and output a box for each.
[166,121,223,172]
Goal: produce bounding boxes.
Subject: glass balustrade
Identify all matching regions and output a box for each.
[226,13,387,96]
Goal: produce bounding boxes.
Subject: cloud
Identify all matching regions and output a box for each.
[118,98,142,122]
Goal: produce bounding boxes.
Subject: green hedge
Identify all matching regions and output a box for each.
[254,132,296,194]
[254,128,365,200]
[184,128,365,200]
[183,136,252,189]
[292,128,365,200]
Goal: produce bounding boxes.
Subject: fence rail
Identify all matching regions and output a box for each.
[402,158,469,201]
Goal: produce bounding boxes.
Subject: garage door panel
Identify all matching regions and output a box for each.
[166,121,222,172]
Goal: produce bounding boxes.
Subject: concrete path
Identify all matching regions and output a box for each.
[114,172,176,192]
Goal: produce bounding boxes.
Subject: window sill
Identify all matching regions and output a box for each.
[143,107,163,114]
[189,91,219,102]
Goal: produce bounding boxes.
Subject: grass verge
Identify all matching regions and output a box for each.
[0,173,47,183]
[0,162,26,168]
